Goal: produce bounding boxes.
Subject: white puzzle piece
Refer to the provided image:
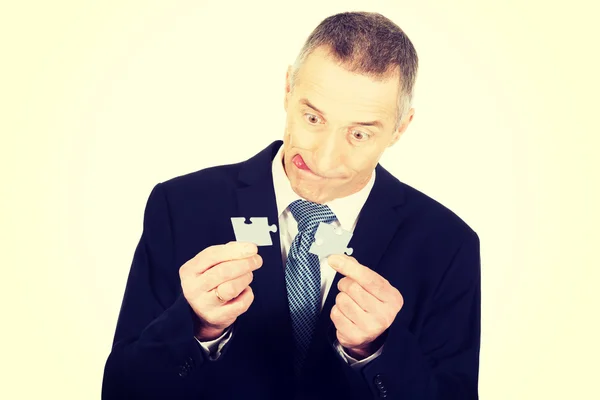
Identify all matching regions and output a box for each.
[231,217,278,246]
[309,222,353,260]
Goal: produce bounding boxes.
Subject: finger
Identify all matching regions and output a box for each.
[330,304,361,346]
[227,286,254,319]
[202,286,255,325]
[337,277,382,313]
[215,285,254,310]
[181,241,258,278]
[328,255,391,302]
[335,291,373,332]
[200,254,262,291]
[214,272,253,302]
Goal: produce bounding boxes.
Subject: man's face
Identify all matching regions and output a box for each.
[283,46,414,204]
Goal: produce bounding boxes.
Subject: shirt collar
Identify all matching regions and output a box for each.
[271,144,376,231]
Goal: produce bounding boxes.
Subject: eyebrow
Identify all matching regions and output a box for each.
[299,98,384,130]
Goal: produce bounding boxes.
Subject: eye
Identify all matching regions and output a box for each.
[351,130,371,141]
[304,113,322,124]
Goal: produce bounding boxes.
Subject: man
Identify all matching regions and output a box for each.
[102,11,480,400]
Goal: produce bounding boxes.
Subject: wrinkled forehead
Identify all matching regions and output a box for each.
[294,53,400,125]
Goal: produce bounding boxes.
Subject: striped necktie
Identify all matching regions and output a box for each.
[285,199,337,379]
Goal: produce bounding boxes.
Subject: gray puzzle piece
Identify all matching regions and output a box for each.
[309,222,353,260]
[231,217,278,246]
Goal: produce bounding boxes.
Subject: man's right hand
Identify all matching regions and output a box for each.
[179,241,262,341]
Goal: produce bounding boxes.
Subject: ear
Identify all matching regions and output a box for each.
[388,108,415,148]
[284,65,293,111]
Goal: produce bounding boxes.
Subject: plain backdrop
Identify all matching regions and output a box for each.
[1,0,599,399]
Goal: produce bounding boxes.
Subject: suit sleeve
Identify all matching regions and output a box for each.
[334,339,383,369]
[101,183,233,399]
[195,325,234,360]
[330,232,481,399]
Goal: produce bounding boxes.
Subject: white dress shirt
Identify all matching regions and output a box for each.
[194,145,383,369]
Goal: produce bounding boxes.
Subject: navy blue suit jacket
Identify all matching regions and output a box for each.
[101,140,481,399]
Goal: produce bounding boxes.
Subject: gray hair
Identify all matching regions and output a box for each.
[289,12,419,131]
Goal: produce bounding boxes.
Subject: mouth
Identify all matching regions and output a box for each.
[292,154,323,179]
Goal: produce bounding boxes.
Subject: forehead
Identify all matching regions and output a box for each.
[294,47,399,122]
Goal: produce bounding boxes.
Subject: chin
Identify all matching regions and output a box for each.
[291,181,328,204]
[284,157,340,203]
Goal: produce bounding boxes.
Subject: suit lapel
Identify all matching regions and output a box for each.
[303,163,408,374]
[233,141,295,366]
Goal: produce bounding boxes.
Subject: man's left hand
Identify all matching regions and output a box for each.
[327,254,404,360]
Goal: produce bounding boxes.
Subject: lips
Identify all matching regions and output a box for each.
[292,154,312,172]
[291,154,335,180]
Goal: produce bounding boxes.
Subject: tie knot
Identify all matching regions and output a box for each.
[288,199,336,234]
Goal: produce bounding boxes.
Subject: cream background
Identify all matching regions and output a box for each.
[1,0,598,398]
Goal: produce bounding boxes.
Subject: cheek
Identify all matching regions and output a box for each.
[346,148,379,175]
[285,116,299,140]
[286,117,314,147]
[347,151,369,170]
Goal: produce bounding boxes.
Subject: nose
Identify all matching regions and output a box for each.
[313,131,344,174]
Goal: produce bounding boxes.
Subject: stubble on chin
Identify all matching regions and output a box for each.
[290,176,321,203]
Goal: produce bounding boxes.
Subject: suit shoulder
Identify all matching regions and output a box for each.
[157,161,244,198]
[399,180,479,242]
